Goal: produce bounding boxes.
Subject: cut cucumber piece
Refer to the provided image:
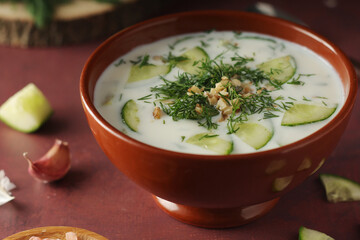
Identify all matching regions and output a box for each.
[298,226,334,240]
[121,99,140,132]
[281,103,337,126]
[320,174,360,203]
[128,64,170,83]
[0,83,53,133]
[177,47,209,74]
[257,55,296,83]
[234,123,273,149]
[186,133,233,155]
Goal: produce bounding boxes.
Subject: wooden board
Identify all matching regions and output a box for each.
[0,0,161,47]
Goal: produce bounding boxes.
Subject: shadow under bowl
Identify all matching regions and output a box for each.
[80,10,357,228]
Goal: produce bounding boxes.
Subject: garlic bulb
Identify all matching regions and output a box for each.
[23,139,71,183]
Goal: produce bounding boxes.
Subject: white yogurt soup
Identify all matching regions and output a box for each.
[94,31,344,155]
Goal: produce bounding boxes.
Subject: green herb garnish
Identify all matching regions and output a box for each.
[200,40,210,48]
[287,73,315,85]
[199,134,219,140]
[303,96,311,101]
[114,59,126,67]
[137,94,152,101]
[151,55,289,131]
[163,52,189,70]
[130,54,153,68]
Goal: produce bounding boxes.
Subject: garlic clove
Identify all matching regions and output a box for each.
[23,139,71,183]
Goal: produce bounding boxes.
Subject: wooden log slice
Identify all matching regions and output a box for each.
[0,0,163,47]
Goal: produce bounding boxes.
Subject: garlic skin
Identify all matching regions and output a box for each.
[0,170,16,205]
[23,139,71,183]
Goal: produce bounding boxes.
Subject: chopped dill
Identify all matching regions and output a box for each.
[181,136,186,142]
[287,73,315,85]
[322,101,328,106]
[287,77,305,85]
[163,52,189,70]
[214,50,228,60]
[119,93,123,101]
[137,94,152,101]
[199,134,219,140]
[302,96,311,101]
[231,53,254,66]
[130,54,153,68]
[150,55,290,131]
[114,59,126,67]
[263,111,279,119]
[270,68,283,75]
[288,96,297,101]
[200,40,210,48]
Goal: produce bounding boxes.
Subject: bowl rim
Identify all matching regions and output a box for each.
[80,10,357,161]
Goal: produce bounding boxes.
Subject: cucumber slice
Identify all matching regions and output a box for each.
[186,133,233,155]
[128,65,170,83]
[319,174,360,203]
[257,55,296,83]
[234,123,273,149]
[177,47,209,74]
[121,99,140,132]
[299,226,334,240]
[0,83,53,133]
[281,103,337,126]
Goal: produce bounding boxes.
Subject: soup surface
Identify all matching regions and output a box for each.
[94,31,344,155]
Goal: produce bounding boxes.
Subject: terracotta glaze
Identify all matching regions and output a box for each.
[80,10,357,228]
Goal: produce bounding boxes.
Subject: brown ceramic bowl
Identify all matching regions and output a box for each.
[80,10,357,228]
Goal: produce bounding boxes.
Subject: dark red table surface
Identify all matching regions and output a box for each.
[1,0,359,239]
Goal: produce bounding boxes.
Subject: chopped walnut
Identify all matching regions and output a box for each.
[256,88,264,94]
[187,85,203,96]
[231,78,241,87]
[216,97,230,111]
[241,82,253,94]
[222,106,233,115]
[265,84,276,91]
[219,89,229,96]
[215,77,230,91]
[153,106,162,119]
[195,104,203,114]
[204,92,219,105]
